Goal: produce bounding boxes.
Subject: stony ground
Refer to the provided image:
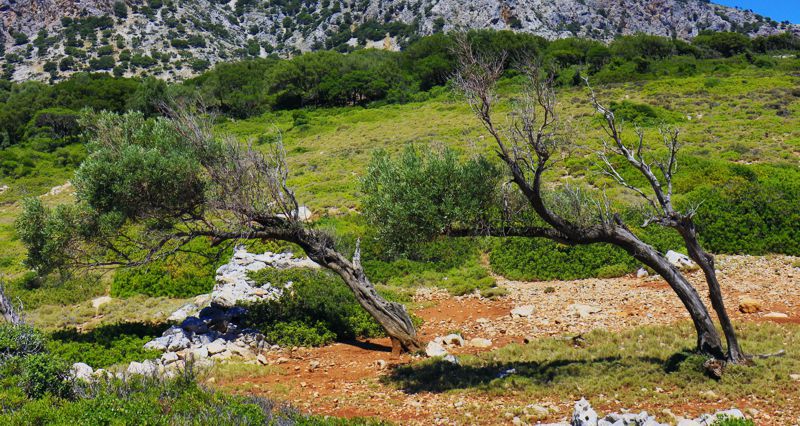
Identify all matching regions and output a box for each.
[214,255,800,425]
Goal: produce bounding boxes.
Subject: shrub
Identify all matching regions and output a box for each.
[47,322,162,368]
[111,238,224,298]
[20,353,72,399]
[0,323,46,360]
[240,268,384,347]
[489,238,637,281]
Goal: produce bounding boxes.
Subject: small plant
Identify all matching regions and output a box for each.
[713,415,754,426]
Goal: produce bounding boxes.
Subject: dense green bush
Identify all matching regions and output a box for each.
[47,322,162,368]
[1,364,386,425]
[0,323,45,359]
[20,353,73,399]
[240,268,385,347]
[684,163,800,256]
[361,146,498,256]
[489,238,637,281]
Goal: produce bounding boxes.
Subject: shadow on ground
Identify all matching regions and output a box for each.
[384,350,701,394]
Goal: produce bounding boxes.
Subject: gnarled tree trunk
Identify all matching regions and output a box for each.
[612,228,725,358]
[675,220,745,363]
[291,228,422,353]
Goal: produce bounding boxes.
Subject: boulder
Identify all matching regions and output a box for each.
[442,354,459,364]
[468,337,493,348]
[127,360,158,376]
[169,303,199,322]
[70,362,94,382]
[166,332,191,351]
[161,351,179,365]
[511,305,535,318]
[666,250,697,271]
[572,398,598,426]
[180,316,207,333]
[636,267,649,278]
[438,333,465,347]
[425,341,448,357]
[738,297,762,314]
[206,339,228,355]
[764,312,789,319]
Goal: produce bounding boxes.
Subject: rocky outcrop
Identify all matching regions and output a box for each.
[135,248,317,375]
[211,246,318,308]
[1,0,797,82]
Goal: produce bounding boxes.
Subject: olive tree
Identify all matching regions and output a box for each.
[365,42,747,364]
[16,110,421,353]
[454,43,746,363]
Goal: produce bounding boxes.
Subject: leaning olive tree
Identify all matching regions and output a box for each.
[16,110,421,353]
[365,43,747,364]
[455,44,747,363]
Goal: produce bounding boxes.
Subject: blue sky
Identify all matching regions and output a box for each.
[715,1,799,24]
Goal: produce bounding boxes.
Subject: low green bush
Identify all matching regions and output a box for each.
[20,353,73,399]
[110,239,223,298]
[240,268,385,347]
[0,366,387,425]
[0,323,45,359]
[489,238,637,281]
[713,416,754,426]
[47,322,162,368]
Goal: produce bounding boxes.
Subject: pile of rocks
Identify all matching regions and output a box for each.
[69,248,322,382]
[144,248,320,366]
[424,333,494,364]
[210,247,319,309]
[540,398,747,426]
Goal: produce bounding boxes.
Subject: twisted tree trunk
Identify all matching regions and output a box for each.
[0,284,22,325]
[612,228,725,358]
[675,220,746,363]
[290,228,422,353]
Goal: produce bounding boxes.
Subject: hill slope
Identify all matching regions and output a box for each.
[1,0,797,82]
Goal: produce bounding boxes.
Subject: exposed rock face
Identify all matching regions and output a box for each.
[139,248,318,373]
[211,247,318,308]
[1,0,796,82]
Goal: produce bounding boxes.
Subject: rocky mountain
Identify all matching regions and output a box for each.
[1,0,797,82]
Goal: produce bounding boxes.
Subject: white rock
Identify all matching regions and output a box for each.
[188,346,209,359]
[568,304,602,318]
[207,339,228,355]
[527,404,549,417]
[572,398,598,426]
[245,261,267,271]
[636,267,649,278]
[511,305,535,317]
[168,303,198,322]
[790,373,800,381]
[468,337,493,348]
[666,250,696,270]
[127,360,158,376]
[257,354,268,365]
[764,312,789,319]
[442,354,459,364]
[425,341,448,357]
[70,362,94,381]
[91,296,112,309]
[438,333,465,347]
[161,352,179,364]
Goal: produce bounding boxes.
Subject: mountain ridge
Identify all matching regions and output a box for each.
[1,0,797,82]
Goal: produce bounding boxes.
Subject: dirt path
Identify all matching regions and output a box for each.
[215,255,800,425]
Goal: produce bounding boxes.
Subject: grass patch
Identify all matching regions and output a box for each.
[386,322,800,410]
